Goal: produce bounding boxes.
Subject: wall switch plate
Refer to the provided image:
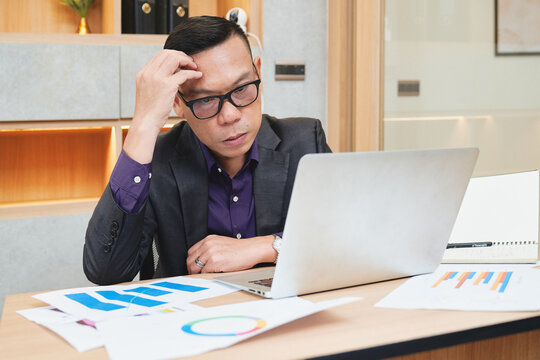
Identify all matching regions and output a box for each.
[398,80,420,96]
[275,61,305,81]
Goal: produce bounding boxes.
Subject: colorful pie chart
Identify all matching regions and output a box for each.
[181,315,267,337]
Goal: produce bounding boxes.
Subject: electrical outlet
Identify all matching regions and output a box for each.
[398,80,420,96]
[275,62,305,81]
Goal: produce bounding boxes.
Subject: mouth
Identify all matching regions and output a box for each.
[223,133,247,146]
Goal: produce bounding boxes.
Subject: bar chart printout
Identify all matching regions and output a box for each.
[432,271,513,293]
[375,266,540,311]
[33,277,239,322]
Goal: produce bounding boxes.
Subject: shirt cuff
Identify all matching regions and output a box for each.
[109,150,152,213]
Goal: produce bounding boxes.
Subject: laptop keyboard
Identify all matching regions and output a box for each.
[248,277,273,287]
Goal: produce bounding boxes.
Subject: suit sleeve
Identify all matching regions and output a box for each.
[83,184,157,285]
[315,119,333,153]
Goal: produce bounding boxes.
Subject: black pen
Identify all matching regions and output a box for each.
[446,242,493,249]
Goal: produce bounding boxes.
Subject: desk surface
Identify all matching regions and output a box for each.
[1,269,539,360]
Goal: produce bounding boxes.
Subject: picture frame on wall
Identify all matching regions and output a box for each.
[495,0,540,55]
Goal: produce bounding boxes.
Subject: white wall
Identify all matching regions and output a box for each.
[384,0,540,176]
[0,214,93,315]
[261,0,328,129]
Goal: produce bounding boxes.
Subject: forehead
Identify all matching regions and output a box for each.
[183,36,253,94]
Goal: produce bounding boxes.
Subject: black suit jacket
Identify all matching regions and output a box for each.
[84,115,331,285]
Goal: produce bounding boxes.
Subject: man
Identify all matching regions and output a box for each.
[84,16,331,285]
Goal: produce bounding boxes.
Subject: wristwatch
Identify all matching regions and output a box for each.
[272,235,283,264]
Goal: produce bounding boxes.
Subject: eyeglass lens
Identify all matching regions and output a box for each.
[192,82,259,119]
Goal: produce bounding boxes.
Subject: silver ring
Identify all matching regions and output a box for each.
[195,257,205,268]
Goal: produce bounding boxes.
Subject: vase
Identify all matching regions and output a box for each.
[77,17,90,35]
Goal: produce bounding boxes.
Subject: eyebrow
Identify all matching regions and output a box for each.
[183,69,254,98]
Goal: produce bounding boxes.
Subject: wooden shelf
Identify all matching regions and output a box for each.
[0,127,115,204]
[0,119,182,219]
[121,119,180,143]
[1,0,263,41]
[0,0,105,34]
[0,33,169,45]
[0,198,100,220]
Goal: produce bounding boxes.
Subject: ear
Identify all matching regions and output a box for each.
[173,94,185,118]
[253,56,262,77]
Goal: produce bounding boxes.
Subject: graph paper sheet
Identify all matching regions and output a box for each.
[375,264,540,311]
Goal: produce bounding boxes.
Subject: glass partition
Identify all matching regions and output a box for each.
[384,0,540,176]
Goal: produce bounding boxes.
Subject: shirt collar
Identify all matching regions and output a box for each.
[199,138,259,175]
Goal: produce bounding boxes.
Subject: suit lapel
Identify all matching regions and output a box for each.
[254,117,290,235]
[169,125,208,249]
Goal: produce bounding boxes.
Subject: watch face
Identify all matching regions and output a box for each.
[273,236,283,253]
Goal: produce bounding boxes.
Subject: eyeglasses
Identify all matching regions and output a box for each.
[177,78,261,120]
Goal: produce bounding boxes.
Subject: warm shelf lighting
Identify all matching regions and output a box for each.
[0,126,112,132]
[120,124,176,130]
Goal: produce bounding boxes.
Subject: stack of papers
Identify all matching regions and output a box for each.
[18,275,359,359]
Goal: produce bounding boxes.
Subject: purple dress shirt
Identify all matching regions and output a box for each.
[199,141,258,239]
[109,150,152,214]
[109,140,260,239]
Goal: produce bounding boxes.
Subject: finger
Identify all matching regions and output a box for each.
[194,255,207,274]
[143,50,182,76]
[187,238,205,257]
[187,257,201,274]
[144,50,169,71]
[172,70,203,88]
[190,263,202,274]
[180,61,198,71]
[201,259,224,274]
[152,49,189,69]
[185,251,198,268]
[200,261,213,274]
[158,52,197,77]
[187,246,207,271]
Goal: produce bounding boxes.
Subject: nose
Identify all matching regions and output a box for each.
[217,100,241,126]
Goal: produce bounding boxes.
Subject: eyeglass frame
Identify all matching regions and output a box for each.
[177,65,261,120]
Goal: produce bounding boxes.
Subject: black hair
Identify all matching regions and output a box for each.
[164,16,252,58]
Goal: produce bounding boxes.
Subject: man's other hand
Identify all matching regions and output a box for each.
[186,234,276,274]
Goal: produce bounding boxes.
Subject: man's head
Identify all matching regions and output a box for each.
[165,16,262,171]
[164,15,252,58]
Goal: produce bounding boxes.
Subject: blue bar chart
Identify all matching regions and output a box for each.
[151,281,208,293]
[65,293,126,311]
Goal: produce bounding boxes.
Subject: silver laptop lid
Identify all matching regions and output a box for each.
[270,148,479,298]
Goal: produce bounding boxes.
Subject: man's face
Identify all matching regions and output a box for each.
[174,36,262,164]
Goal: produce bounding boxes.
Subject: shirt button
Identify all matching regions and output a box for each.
[236,233,242,239]
[217,168,222,173]
[232,196,239,203]
[134,176,141,184]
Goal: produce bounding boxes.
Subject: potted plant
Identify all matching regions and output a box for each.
[61,0,97,34]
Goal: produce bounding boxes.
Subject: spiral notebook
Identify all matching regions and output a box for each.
[442,170,539,264]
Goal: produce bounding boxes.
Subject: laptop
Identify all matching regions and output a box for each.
[216,148,479,298]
